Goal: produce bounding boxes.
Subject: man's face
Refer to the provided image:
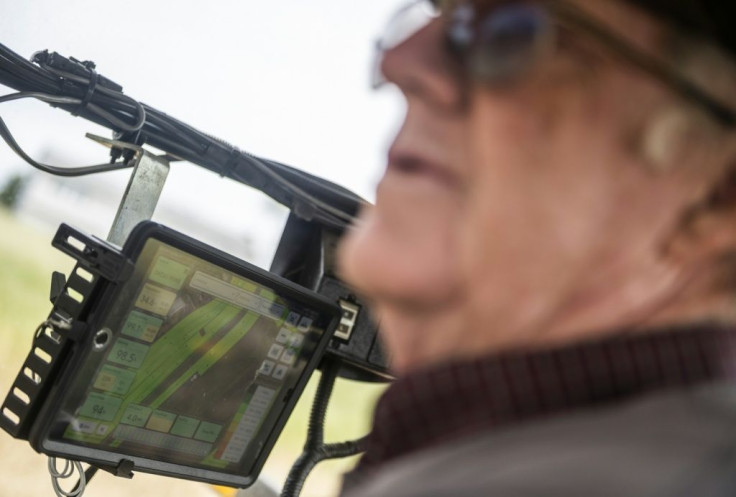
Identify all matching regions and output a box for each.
[339,0,702,371]
[338,18,471,370]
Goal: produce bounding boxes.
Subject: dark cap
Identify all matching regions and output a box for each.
[628,0,736,60]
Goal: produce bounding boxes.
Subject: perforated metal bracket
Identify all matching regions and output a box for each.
[0,318,68,439]
[52,224,134,283]
[0,224,131,440]
[0,314,85,438]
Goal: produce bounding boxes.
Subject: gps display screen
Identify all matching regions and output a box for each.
[39,230,338,484]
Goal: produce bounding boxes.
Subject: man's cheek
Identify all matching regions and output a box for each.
[338,201,463,306]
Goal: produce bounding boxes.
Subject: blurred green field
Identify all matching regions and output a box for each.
[0,209,385,497]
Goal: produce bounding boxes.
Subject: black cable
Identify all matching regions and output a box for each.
[0,92,134,176]
[0,91,143,133]
[0,46,60,93]
[215,141,357,225]
[322,438,369,460]
[0,113,132,176]
[38,64,146,131]
[0,93,357,225]
[280,361,368,497]
[281,362,338,497]
[0,91,79,106]
[230,164,355,227]
[70,465,99,496]
[0,43,365,228]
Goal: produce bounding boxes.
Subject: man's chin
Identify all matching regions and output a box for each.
[337,221,461,307]
[375,299,470,374]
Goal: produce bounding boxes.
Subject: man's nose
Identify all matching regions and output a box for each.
[380,19,466,110]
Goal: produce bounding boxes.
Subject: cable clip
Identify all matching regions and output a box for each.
[72,64,98,117]
[34,313,85,343]
[223,147,242,178]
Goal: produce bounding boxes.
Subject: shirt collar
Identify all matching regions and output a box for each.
[345,322,736,486]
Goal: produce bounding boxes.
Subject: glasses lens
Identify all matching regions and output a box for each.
[372,0,440,88]
[467,4,554,84]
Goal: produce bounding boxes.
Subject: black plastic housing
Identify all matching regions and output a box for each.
[270,213,391,382]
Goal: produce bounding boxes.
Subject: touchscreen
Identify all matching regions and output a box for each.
[44,237,333,475]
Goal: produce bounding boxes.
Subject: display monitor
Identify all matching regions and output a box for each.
[33,222,339,487]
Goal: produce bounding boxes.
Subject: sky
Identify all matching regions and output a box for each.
[0,0,405,266]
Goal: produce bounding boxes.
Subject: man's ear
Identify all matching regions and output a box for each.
[638,106,724,175]
[665,166,736,268]
[639,108,694,173]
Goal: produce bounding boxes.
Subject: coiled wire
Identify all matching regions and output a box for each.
[48,457,87,497]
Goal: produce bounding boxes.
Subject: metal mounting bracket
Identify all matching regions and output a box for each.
[86,133,171,246]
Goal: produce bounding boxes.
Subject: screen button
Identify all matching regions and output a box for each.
[74,420,98,434]
[146,410,177,433]
[171,416,200,438]
[297,317,313,332]
[280,348,297,366]
[275,328,292,344]
[285,312,300,327]
[194,421,222,443]
[267,344,284,360]
[259,360,275,375]
[272,364,288,381]
[121,404,151,427]
[287,334,304,348]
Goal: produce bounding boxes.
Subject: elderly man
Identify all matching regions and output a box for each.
[337,0,736,495]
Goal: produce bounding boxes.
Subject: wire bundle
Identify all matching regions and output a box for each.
[0,43,363,229]
[281,361,368,497]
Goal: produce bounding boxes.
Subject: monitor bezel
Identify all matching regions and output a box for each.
[30,221,340,488]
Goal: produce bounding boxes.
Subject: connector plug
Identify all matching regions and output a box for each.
[335,300,360,341]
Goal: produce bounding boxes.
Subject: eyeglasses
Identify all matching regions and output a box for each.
[372,0,736,127]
